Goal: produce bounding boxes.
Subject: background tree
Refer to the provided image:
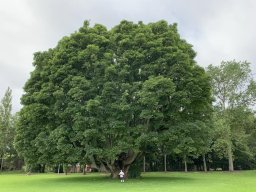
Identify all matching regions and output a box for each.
[170,121,211,172]
[0,87,18,171]
[207,60,256,171]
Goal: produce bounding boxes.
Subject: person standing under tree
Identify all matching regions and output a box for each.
[119,170,125,182]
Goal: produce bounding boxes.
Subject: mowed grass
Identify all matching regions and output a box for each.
[1,171,256,192]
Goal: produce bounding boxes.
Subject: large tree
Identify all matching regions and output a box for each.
[207,60,256,171]
[15,20,211,177]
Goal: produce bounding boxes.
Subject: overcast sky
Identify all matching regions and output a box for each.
[0,0,255,113]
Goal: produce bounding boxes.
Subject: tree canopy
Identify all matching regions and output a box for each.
[15,20,212,177]
[207,60,256,171]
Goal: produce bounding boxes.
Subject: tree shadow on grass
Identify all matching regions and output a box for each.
[43,174,113,184]
[43,173,194,184]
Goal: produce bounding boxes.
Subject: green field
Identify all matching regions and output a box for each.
[0,171,256,192]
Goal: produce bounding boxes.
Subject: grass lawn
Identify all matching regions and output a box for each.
[0,171,256,192]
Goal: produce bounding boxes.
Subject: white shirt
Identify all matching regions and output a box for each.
[119,171,125,177]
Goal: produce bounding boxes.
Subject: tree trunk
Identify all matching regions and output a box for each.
[41,164,45,173]
[110,169,120,179]
[203,154,207,172]
[83,164,86,175]
[57,164,60,174]
[109,150,139,179]
[124,164,131,178]
[64,164,68,175]
[14,158,23,170]
[109,164,131,179]
[0,156,4,171]
[184,155,187,172]
[228,144,234,171]
[164,154,167,172]
[143,156,146,172]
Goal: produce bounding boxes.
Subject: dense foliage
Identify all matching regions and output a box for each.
[15,20,212,177]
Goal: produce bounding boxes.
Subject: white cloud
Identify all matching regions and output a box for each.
[0,0,35,112]
[0,0,255,113]
[182,0,256,67]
